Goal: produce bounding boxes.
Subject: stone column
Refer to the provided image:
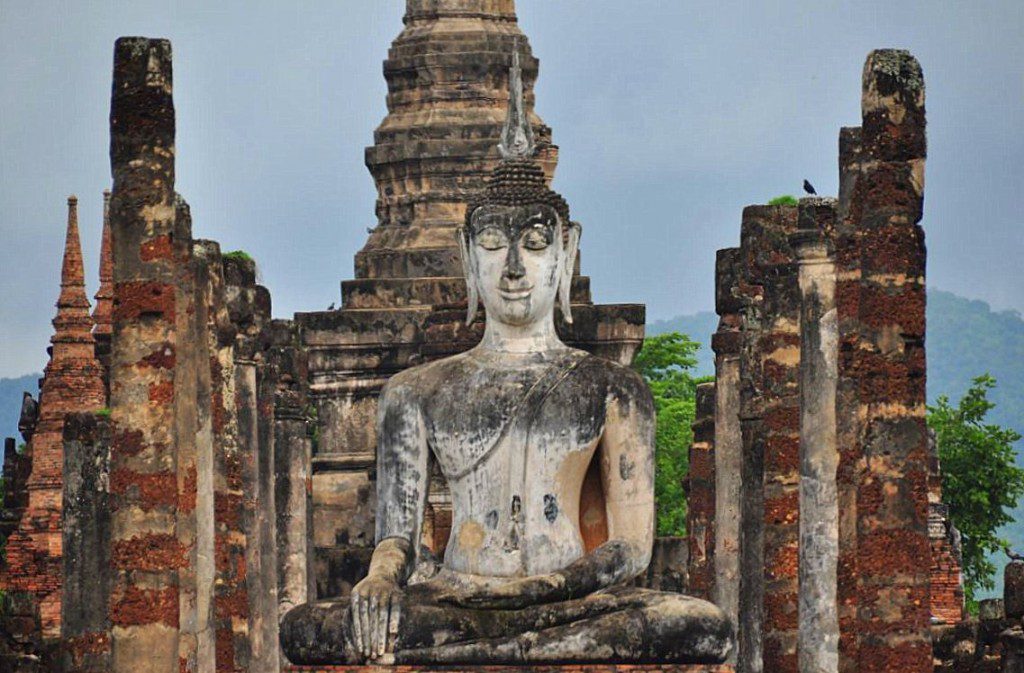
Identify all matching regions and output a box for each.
[687,382,716,600]
[792,198,840,673]
[712,248,743,650]
[107,37,182,672]
[270,320,314,618]
[60,412,111,673]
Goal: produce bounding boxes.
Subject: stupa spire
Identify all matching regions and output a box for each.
[53,195,94,343]
[92,189,113,336]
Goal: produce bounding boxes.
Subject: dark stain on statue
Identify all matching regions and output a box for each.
[619,455,635,480]
[543,494,559,523]
[485,509,499,529]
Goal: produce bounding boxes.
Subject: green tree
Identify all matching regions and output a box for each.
[930,374,1024,606]
[633,332,710,536]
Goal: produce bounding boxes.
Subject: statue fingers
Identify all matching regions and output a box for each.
[369,595,381,657]
[359,594,372,658]
[350,595,365,659]
[375,594,389,658]
[387,593,401,654]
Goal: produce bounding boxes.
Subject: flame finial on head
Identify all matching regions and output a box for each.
[497,38,534,161]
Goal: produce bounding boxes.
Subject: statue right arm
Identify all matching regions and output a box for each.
[351,375,431,660]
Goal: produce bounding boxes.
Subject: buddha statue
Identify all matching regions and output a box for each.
[280,48,733,667]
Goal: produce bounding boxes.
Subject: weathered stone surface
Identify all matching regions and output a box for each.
[106,36,183,673]
[792,197,839,673]
[687,382,715,600]
[1006,561,1024,619]
[60,412,111,673]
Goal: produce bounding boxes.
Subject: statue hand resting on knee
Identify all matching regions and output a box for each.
[280,47,733,667]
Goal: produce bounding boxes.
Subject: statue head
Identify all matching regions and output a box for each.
[459,43,581,328]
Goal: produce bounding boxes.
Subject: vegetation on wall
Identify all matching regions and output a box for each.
[930,374,1024,608]
[768,195,799,206]
[633,332,711,536]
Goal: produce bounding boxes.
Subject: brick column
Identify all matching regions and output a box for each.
[791,198,840,673]
[712,248,742,656]
[736,205,799,673]
[687,382,716,600]
[227,256,278,672]
[848,50,931,672]
[93,188,114,401]
[107,37,183,672]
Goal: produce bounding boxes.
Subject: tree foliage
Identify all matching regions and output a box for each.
[930,374,1024,605]
[633,332,709,536]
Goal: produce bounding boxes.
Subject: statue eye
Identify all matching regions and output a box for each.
[476,227,508,251]
[522,226,551,251]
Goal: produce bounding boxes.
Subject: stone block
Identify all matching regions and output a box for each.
[1006,561,1024,619]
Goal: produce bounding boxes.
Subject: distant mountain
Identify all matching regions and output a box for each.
[649,288,1024,598]
[0,374,40,450]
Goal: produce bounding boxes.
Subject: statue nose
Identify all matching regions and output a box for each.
[504,244,525,279]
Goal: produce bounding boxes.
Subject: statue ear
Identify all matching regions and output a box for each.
[558,221,581,325]
[457,227,479,326]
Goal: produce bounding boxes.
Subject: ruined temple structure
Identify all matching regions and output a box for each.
[0,2,1008,673]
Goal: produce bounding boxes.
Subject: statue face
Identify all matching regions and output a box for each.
[466,203,564,327]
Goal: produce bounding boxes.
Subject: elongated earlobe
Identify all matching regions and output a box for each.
[558,221,581,324]
[457,228,479,325]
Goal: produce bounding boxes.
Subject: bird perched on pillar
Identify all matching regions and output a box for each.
[803,179,817,195]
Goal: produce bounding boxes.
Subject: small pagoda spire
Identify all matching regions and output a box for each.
[92,189,113,336]
[497,39,535,161]
[52,195,94,344]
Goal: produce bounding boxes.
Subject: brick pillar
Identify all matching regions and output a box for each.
[60,412,112,673]
[712,248,742,656]
[791,197,840,673]
[736,204,799,673]
[107,37,183,672]
[754,206,801,673]
[226,255,278,672]
[270,320,314,618]
[687,382,716,600]
[842,50,932,672]
[736,210,766,673]
[834,124,864,673]
[93,188,114,401]
[4,195,106,641]
[203,245,250,672]
[927,430,964,624]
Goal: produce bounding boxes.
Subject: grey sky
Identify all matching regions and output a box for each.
[1,1,1021,378]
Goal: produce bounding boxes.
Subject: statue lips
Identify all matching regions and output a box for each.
[498,284,532,301]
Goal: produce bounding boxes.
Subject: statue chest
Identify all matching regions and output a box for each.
[423,370,608,575]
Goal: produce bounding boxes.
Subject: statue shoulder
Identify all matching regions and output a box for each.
[579,355,654,416]
[379,353,473,408]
